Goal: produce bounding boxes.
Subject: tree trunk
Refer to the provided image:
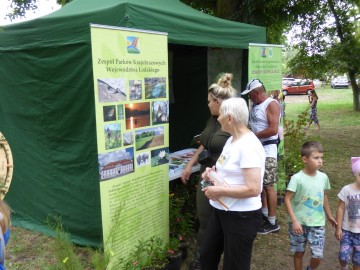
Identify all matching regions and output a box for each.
[348,70,360,111]
[353,88,360,111]
[328,0,359,112]
[216,0,238,19]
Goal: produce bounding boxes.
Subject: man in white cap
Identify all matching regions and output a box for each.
[242,79,281,234]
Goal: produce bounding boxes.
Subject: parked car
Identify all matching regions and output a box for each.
[313,79,322,89]
[282,79,315,95]
[331,77,349,88]
[282,77,295,86]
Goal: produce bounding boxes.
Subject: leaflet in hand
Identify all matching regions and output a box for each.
[208,171,238,211]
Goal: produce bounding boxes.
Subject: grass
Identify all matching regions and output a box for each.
[5,86,360,269]
[136,136,154,150]
[285,87,359,127]
[6,226,95,270]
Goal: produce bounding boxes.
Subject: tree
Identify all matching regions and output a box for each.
[180,0,291,44]
[6,0,70,20]
[286,45,331,80]
[181,0,360,111]
[287,0,360,111]
[6,0,38,20]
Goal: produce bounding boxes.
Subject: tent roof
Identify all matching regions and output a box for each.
[0,0,266,50]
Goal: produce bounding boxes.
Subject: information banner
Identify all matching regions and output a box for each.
[248,43,282,91]
[90,24,169,268]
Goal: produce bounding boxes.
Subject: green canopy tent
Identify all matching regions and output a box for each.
[0,0,265,246]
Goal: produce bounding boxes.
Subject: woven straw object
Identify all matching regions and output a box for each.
[0,132,13,200]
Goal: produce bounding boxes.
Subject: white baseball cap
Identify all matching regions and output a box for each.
[241,79,263,95]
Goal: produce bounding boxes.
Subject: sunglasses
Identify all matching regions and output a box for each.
[246,78,263,90]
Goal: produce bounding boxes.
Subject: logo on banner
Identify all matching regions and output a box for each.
[127,36,140,54]
[260,47,273,58]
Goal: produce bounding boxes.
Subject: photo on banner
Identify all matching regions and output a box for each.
[90,24,169,268]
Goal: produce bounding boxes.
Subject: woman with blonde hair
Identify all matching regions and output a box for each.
[181,73,236,269]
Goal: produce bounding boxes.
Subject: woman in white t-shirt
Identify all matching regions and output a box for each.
[199,97,265,270]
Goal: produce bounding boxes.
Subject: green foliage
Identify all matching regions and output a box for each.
[6,0,70,20]
[287,0,360,110]
[104,130,122,150]
[45,203,126,269]
[119,235,185,269]
[91,250,112,270]
[6,0,38,20]
[169,176,198,242]
[180,0,216,16]
[181,0,291,44]
[101,201,125,269]
[151,152,169,166]
[46,216,113,270]
[119,236,169,270]
[276,162,287,194]
[283,109,311,176]
[277,106,320,193]
[165,237,180,254]
[169,190,194,241]
[57,0,71,6]
[181,0,360,109]
[46,216,85,270]
[287,44,331,79]
[135,136,153,150]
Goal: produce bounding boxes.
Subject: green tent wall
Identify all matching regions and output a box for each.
[0,0,266,246]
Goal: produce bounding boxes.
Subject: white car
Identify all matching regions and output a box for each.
[331,77,349,88]
[282,78,295,86]
[313,79,322,89]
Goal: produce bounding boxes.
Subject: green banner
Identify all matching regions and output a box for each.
[248,44,283,154]
[90,25,169,268]
[248,44,282,91]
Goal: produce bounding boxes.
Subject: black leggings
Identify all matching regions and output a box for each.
[199,208,262,270]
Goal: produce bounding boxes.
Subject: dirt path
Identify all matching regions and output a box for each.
[261,223,340,270]
[251,212,340,270]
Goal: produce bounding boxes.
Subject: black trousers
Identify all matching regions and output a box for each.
[196,178,213,256]
[199,207,262,270]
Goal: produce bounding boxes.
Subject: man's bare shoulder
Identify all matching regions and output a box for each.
[266,100,280,116]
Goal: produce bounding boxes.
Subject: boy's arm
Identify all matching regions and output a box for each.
[323,192,337,227]
[284,190,303,234]
[335,199,345,241]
